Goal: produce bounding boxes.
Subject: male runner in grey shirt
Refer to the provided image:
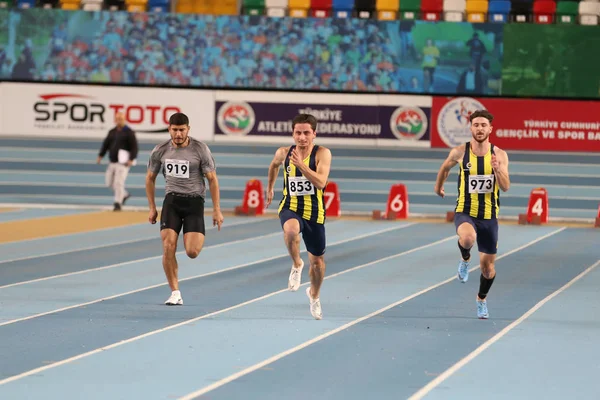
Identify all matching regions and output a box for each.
[146,112,224,306]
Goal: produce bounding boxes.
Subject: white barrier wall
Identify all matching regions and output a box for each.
[0,82,215,142]
[0,82,433,148]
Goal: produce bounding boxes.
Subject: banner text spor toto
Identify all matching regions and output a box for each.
[431,97,600,152]
[0,82,214,140]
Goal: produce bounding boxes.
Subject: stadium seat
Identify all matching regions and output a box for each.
[555,0,578,23]
[421,0,443,20]
[332,0,353,17]
[399,0,421,19]
[148,0,169,12]
[60,1,79,7]
[579,0,600,24]
[355,0,376,18]
[267,7,286,15]
[376,0,400,19]
[488,0,510,21]
[289,0,310,17]
[192,0,211,13]
[266,0,287,16]
[16,0,35,8]
[511,0,533,22]
[443,0,466,20]
[125,0,147,11]
[311,0,332,16]
[533,0,556,23]
[127,3,146,10]
[38,0,59,8]
[81,0,102,9]
[60,0,79,9]
[466,0,488,22]
[243,0,265,14]
[176,0,193,13]
[309,0,331,15]
[214,0,237,14]
[105,0,125,10]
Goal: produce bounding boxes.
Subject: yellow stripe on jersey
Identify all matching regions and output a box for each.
[455,143,500,219]
[468,149,479,218]
[316,190,325,224]
[302,153,313,220]
[288,162,298,213]
[483,151,493,219]
[278,146,326,224]
[456,161,467,214]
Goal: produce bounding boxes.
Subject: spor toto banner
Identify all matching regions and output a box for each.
[431,96,600,152]
[214,98,431,145]
[0,82,213,140]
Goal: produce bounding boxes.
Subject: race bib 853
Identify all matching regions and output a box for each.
[288,176,315,196]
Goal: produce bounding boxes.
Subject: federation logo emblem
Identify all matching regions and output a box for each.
[389,106,428,140]
[437,97,486,148]
[217,101,255,136]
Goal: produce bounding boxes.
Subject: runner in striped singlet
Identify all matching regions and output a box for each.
[434,110,511,319]
[266,114,332,320]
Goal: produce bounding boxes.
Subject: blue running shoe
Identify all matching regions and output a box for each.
[457,259,470,283]
[477,299,489,319]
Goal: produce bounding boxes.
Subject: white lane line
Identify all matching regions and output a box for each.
[0,218,260,265]
[0,222,444,386]
[0,223,415,327]
[176,227,566,399]
[408,257,600,400]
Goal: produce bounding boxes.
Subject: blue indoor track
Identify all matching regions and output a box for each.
[0,136,599,399]
[0,209,598,399]
[0,137,598,221]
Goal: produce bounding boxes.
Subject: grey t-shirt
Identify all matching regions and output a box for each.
[147,137,216,197]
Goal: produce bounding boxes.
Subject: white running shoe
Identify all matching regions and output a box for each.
[288,260,304,292]
[165,290,183,306]
[306,286,323,320]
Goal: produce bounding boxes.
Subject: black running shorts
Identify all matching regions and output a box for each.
[160,193,206,235]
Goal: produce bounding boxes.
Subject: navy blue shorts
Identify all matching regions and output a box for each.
[279,208,326,256]
[454,212,498,255]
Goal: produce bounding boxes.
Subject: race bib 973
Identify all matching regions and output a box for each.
[468,174,494,193]
[165,159,190,178]
[288,176,315,196]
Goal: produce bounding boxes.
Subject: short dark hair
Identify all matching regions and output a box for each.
[169,112,189,126]
[292,114,317,131]
[469,110,494,124]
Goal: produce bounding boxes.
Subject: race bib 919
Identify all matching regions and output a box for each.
[468,174,494,193]
[288,176,315,196]
[165,159,190,178]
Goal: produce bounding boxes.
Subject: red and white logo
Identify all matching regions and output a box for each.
[1,83,211,139]
[216,101,255,136]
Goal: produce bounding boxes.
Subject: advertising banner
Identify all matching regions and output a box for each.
[214,91,432,147]
[0,83,214,141]
[431,96,600,152]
